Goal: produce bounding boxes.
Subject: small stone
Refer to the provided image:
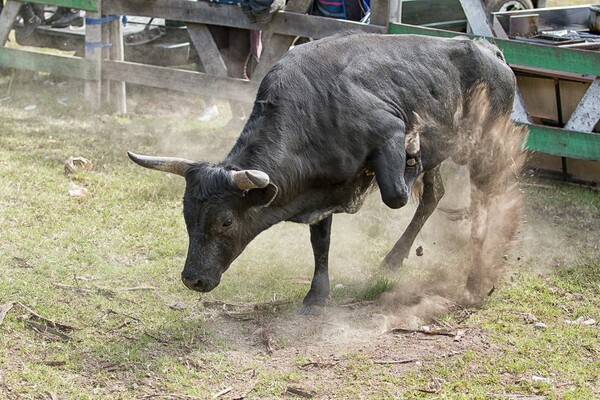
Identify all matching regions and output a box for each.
[531,375,551,384]
[534,322,547,330]
[415,246,424,256]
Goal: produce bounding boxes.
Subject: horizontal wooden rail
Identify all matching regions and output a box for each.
[0,47,98,79]
[102,60,259,103]
[102,0,386,38]
[526,125,600,162]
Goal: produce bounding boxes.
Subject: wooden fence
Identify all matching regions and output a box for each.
[0,0,388,114]
[0,0,599,163]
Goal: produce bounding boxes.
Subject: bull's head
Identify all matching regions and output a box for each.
[127,152,278,293]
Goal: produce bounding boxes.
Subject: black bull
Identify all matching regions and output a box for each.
[129,33,522,314]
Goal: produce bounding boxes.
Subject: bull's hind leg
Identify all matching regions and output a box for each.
[380,165,445,270]
[299,215,333,315]
[465,179,492,299]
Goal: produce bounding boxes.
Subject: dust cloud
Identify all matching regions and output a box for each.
[124,81,527,336]
[331,86,527,332]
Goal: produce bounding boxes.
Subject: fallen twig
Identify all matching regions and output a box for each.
[386,327,456,337]
[286,386,316,398]
[418,388,439,394]
[139,393,202,399]
[222,311,256,321]
[203,300,290,310]
[116,286,156,291]
[43,360,67,367]
[211,387,233,399]
[301,360,340,369]
[0,302,15,326]
[52,283,93,294]
[106,309,143,324]
[27,321,71,341]
[373,359,417,365]
[144,332,169,344]
[258,328,274,355]
[338,300,378,308]
[0,301,78,331]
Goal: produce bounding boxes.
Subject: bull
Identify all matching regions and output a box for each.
[129,33,523,314]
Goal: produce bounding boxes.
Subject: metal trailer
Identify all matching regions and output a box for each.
[390,4,600,186]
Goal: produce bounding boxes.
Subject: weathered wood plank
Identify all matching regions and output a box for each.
[0,1,22,45]
[564,78,600,133]
[187,23,228,77]
[25,0,97,11]
[370,0,391,26]
[102,60,259,103]
[526,124,600,162]
[109,16,126,114]
[458,0,492,36]
[0,47,98,79]
[84,0,102,109]
[102,0,387,36]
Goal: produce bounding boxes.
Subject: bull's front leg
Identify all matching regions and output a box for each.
[299,215,333,315]
[380,166,445,270]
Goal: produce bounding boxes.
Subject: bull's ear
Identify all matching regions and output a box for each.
[244,183,278,207]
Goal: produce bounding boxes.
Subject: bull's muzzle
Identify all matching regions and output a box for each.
[181,274,219,292]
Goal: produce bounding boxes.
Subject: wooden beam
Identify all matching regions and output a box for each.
[102,60,259,103]
[84,0,102,109]
[102,0,386,36]
[526,124,600,162]
[187,23,228,77]
[109,16,126,114]
[563,78,600,133]
[370,0,391,26]
[458,0,492,36]
[0,47,98,79]
[0,1,22,45]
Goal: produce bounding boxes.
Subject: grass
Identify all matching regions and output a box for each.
[1,74,600,399]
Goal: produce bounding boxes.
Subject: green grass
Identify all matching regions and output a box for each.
[1,75,599,399]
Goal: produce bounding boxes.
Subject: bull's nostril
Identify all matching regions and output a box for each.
[182,276,204,291]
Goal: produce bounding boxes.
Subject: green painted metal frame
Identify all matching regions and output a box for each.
[388,22,600,162]
[19,0,97,11]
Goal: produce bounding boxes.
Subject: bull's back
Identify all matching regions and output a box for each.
[271,34,513,132]
[247,34,515,184]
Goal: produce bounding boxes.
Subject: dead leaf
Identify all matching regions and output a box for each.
[64,156,93,176]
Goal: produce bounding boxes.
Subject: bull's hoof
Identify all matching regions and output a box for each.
[463,275,487,305]
[379,257,404,271]
[298,304,324,316]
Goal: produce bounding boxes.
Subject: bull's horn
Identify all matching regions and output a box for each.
[127,151,193,177]
[230,170,270,190]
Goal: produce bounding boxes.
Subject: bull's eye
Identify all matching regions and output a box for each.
[223,217,233,228]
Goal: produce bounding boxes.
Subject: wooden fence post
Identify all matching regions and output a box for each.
[109,16,126,113]
[0,1,22,45]
[84,0,102,109]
